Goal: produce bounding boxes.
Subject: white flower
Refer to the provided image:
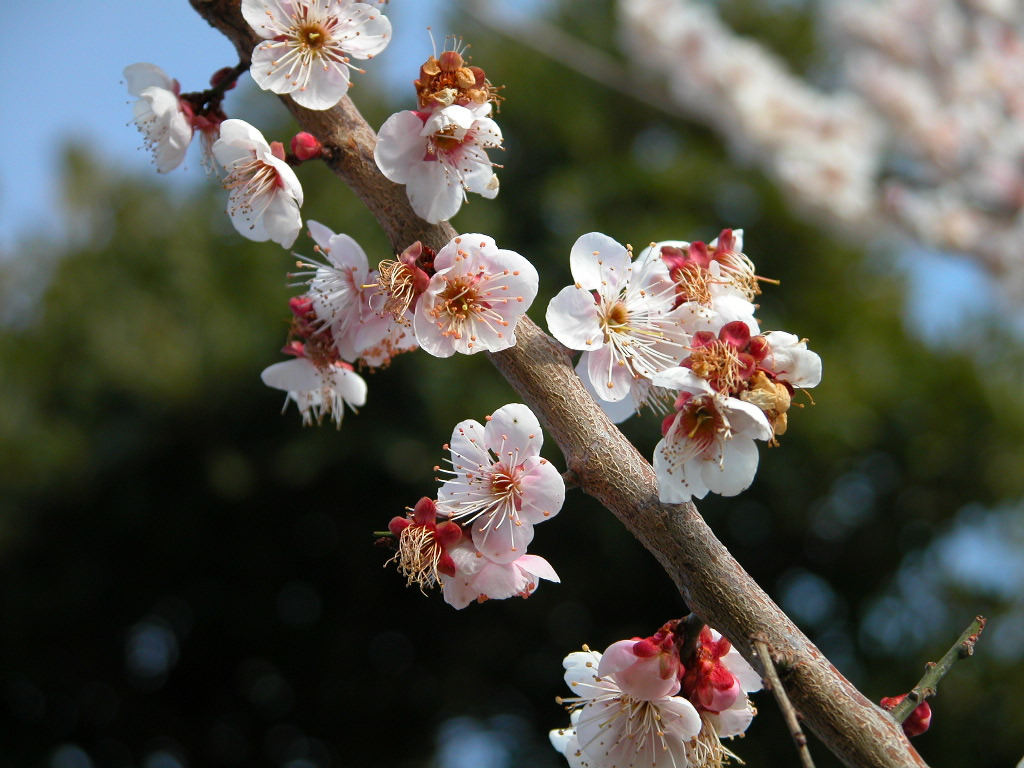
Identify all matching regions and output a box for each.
[213,119,304,247]
[760,331,822,388]
[413,234,537,357]
[550,647,703,768]
[437,403,564,563]
[546,233,690,402]
[374,105,502,223]
[242,0,391,110]
[260,356,366,428]
[651,369,772,504]
[124,63,193,173]
[440,539,559,610]
[300,221,417,366]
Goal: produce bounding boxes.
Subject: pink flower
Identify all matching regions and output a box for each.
[550,645,702,768]
[374,105,502,223]
[546,233,690,403]
[413,234,537,357]
[213,119,304,247]
[651,369,772,503]
[437,403,564,563]
[124,63,193,173]
[440,539,559,610]
[260,356,366,428]
[242,0,391,110]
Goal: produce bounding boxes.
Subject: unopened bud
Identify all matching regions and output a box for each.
[291,131,322,161]
[881,694,932,738]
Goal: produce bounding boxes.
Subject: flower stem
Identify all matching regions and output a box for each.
[754,638,816,768]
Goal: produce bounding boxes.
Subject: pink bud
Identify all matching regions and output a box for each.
[290,132,322,161]
[598,639,681,700]
[881,694,932,738]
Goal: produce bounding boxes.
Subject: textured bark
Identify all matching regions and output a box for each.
[188,2,930,766]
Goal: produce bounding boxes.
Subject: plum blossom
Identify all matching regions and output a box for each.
[547,233,690,403]
[212,119,304,247]
[651,369,772,504]
[550,644,702,768]
[636,229,762,337]
[437,403,564,563]
[374,105,502,223]
[124,63,193,173]
[678,625,762,766]
[299,221,417,367]
[241,0,391,110]
[260,355,366,428]
[386,497,462,593]
[440,539,559,609]
[413,234,537,357]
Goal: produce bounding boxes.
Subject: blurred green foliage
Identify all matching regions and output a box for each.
[1,2,1023,767]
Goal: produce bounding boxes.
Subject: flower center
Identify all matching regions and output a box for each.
[298,22,329,51]
[389,525,443,593]
[601,300,630,335]
[688,339,745,394]
[677,396,725,452]
[489,465,522,507]
[431,126,464,154]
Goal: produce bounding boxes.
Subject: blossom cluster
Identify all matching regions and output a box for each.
[386,403,564,609]
[375,39,504,223]
[619,0,1024,296]
[546,230,821,504]
[550,621,761,768]
[261,226,538,427]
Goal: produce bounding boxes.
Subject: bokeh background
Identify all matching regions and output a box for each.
[2,1,1023,767]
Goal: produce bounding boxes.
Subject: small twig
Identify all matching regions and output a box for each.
[754,638,816,768]
[561,469,580,490]
[891,616,986,723]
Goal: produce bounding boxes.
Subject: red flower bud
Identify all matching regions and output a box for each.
[880,694,932,738]
[290,131,322,161]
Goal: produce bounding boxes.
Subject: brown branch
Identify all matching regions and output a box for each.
[755,637,816,768]
[891,616,986,723]
[187,3,929,766]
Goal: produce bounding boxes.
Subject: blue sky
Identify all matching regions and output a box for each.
[0,0,445,254]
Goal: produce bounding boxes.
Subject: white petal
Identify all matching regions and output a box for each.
[123,62,174,95]
[517,456,566,525]
[374,111,428,184]
[546,285,603,351]
[339,6,392,58]
[569,232,631,292]
[702,435,760,497]
[290,59,350,110]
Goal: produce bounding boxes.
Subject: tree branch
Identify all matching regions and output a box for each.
[891,616,986,723]
[187,3,929,766]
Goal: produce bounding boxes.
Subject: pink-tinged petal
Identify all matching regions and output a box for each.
[338,7,392,57]
[250,39,302,96]
[471,517,535,564]
[723,645,763,693]
[517,456,565,524]
[710,697,755,738]
[374,111,427,184]
[587,344,638,402]
[485,403,542,459]
[240,0,296,38]
[658,696,704,740]
[305,220,335,252]
[323,232,368,274]
[413,299,456,358]
[514,554,559,583]
[597,640,640,677]
[290,60,350,110]
[546,285,603,350]
[702,435,760,497]
[406,162,464,224]
[468,558,532,599]
[445,418,490,474]
[123,63,174,95]
[569,232,631,291]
